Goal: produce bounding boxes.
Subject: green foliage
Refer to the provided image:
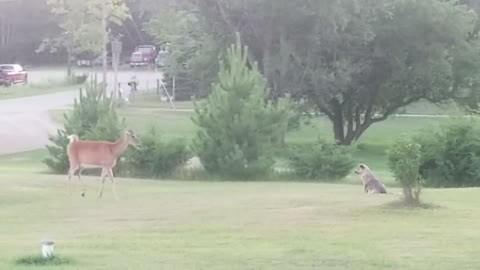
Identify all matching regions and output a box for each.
[43,80,126,173]
[162,70,201,101]
[388,136,423,204]
[0,0,56,64]
[67,72,88,84]
[45,0,129,60]
[192,35,290,179]
[15,256,73,266]
[125,128,191,178]
[417,119,480,188]
[146,7,219,99]
[192,0,480,145]
[288,140,355,181]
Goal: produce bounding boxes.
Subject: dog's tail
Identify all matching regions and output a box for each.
[67,134,79,143]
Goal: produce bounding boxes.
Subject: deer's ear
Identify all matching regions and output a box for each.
[126,129,135,136]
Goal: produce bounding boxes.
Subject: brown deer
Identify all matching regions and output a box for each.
[66,129,139,199]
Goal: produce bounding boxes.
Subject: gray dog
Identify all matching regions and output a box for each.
[354,164,387,194]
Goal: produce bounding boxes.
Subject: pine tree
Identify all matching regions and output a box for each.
[192,34,290,179]
[44,79,125,173]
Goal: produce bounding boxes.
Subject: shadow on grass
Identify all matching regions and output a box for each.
[15,255,74,267]
[381,200,443,210]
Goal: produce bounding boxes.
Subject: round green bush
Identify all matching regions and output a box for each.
[417,119,480,187]
[288,140,355,181]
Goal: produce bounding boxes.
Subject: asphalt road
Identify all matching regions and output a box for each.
[0,68,162,155]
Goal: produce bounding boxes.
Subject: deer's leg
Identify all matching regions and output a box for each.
[67,165,79,196]
[78,167,86,197]
[107,168,119,200]
[98,168,108,198]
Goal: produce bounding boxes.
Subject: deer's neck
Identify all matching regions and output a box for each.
[111,134,129,157]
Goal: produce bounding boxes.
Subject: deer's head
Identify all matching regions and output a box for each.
[125,129,140,147]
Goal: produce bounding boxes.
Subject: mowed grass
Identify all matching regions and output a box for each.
[48,93,463,147]
[0,150,49,174]
[119,103,447,144]
[2,170,480,269]
[0,79,81,100]
[119,105,447,174]
[48,95,456,176]
[3,95,480,269]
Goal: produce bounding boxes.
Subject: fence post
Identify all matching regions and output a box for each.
[172,76,176,101]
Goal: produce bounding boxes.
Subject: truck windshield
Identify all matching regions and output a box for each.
[0,66,14,72]
[137,47,153,53]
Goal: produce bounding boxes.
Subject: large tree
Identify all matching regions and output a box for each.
[192,0,480,145]
[144,2,220,99]
[0,0,57,64]
[46,0,129,80]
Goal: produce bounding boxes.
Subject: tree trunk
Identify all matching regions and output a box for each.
[413,185,421,204]
[331,99,346,144]
[332,115,346,145]
[335,113,374,145]
[66,48,72,78]
[403,186,414,205]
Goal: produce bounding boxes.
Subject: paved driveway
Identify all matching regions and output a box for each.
[0,90,78,155]
[0,68,163,155]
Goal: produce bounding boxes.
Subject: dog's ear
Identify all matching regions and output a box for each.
[359,164,365,169]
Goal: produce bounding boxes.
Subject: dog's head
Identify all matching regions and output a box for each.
[354,163,369,174]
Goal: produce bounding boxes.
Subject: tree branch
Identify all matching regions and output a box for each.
[371,96,423,123]
[346,96,354,137]
[317,102,334,120]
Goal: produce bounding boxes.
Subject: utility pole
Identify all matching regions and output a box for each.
[102,5,108,93]
[111,37,122,100]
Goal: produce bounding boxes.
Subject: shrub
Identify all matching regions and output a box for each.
[163,70,201,101]
[125,128,191,178]
[67,72,88,85]
[388,137,423,205]
[288,140,355,181]
[417,119,480,187]
[192,34,290,179]
[43,79,126,174]
[15,256,73,266]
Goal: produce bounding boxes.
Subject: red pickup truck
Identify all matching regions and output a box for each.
[129,45,157,68]
[0,64,28,87]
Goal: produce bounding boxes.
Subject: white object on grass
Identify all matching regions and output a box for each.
[41,240,55,258]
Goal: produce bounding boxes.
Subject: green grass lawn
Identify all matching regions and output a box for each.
[2,93,480,269]
[49,93,464,147]
[0,79,80,100]
[128,93,468,115]
[118,95,458,146]
[0,150,48,174]
[1,169,480,269]
[118,102,446,145]
[119,106,448,173]
[47,91,479,186]
[48,95,456,175]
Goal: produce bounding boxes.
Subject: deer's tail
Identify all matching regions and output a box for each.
[67,134,79,143]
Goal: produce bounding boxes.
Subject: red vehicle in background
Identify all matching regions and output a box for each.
[129,45,157,68]
[0,64,28,87]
